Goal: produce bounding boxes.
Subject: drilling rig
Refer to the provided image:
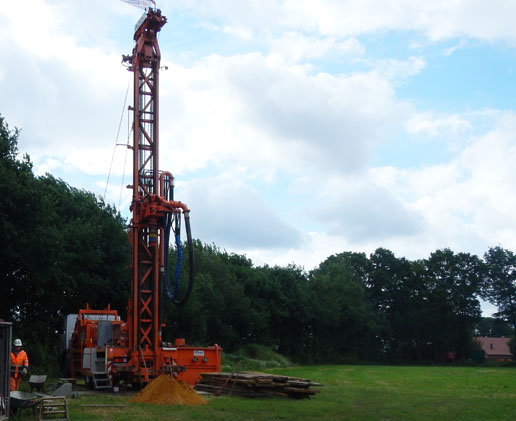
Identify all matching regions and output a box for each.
[67,8,221,389]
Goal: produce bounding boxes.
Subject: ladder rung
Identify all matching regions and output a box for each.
[40,397,70,421]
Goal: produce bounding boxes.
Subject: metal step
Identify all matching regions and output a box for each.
[92,372,112,390]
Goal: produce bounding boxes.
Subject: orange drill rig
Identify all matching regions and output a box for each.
[68,8,221,389]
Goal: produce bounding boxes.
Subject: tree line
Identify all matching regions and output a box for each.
[0,115,129,372]
[1,114,515,373]
[166,243,515,363]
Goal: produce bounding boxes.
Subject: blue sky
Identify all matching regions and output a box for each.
[4,1,516,316]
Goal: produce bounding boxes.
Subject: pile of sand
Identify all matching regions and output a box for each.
[131,375,206,405]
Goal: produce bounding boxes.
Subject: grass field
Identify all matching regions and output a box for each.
[14,365,516,420]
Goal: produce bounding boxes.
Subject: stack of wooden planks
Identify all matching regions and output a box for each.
[194,371,322,399]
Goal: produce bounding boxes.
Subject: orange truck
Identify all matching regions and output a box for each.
[67,305,220,388]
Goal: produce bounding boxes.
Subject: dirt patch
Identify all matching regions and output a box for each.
[131,375,206,405]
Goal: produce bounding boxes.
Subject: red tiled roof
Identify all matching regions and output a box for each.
[475,337,512,356]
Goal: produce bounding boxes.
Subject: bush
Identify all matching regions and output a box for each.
[221,344,292,371]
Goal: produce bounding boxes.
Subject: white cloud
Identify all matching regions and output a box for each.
[370,111,516,258]
[375,56,426,83]
[217,54,408,173]
[4,0,516,283]
[314,178,422,242]
[164,0,516,43]
[442,39,467,56]
[157,52,409,179]
[406,112,472,137]
[34,157,63,176]
[98,179,132,212]
[246,230,355,270]
[0,0,132,177]
[222,25,253,40]
[269,32,365,63]
[182,177,302,250]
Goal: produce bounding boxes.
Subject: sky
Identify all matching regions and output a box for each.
[2,0,516,315]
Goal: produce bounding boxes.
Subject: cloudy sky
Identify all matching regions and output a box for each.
[2,0,516,304]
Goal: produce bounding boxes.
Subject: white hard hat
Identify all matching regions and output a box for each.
[14,339,22,347]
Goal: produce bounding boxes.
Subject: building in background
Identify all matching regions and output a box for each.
[474,337,512,361]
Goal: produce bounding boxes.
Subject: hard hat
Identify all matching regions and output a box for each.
[14,339,22,347]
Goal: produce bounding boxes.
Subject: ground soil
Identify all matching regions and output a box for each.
[130,375,206,405]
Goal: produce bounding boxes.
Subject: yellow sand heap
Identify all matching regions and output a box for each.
[131,374,207,405]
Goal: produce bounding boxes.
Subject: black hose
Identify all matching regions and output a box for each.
[162,177,177,301]
[173,211,195,306]
[160,172,194,306]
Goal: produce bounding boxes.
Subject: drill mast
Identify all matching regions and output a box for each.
[69,8,220,388]
[124,8,190,379]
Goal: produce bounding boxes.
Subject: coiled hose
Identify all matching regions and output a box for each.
[163,208,195,306]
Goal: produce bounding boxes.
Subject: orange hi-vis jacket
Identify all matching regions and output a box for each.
[11,349,29,379]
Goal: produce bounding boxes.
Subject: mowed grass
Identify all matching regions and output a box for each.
[17,365,516,420]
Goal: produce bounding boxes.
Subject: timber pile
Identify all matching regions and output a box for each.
[194,371,322,399]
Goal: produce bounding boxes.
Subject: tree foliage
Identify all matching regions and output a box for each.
[475,317,514,337]
[0,114,129,371]
[163,245,492,363]
[483,246,516,359]
[1,114,515,369]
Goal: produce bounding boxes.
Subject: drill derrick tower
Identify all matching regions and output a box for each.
[123,7,179,379]
[122,8,197,382]
[68,8,221,388]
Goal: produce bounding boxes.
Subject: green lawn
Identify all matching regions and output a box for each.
[13,365,516,420]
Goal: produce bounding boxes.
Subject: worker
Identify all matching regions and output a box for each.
[10,338,29,391]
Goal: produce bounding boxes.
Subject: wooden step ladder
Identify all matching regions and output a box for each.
[39,396,69,421]
[92,371,112,390]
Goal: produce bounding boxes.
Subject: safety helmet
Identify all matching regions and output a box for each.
[14,339,22,347]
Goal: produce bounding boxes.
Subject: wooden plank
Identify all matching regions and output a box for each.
[200,371,314,384]
[286,380,324,387]
[240,371,312,382]
[283,387,319,395]
[197,377,257,386]
[284,379,323,387]
[255,378,274,384]
[253,382,283,388]
[197,371,323,400]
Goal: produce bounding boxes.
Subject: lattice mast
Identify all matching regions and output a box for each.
[68,8,217,388]
[122,8,191,380]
